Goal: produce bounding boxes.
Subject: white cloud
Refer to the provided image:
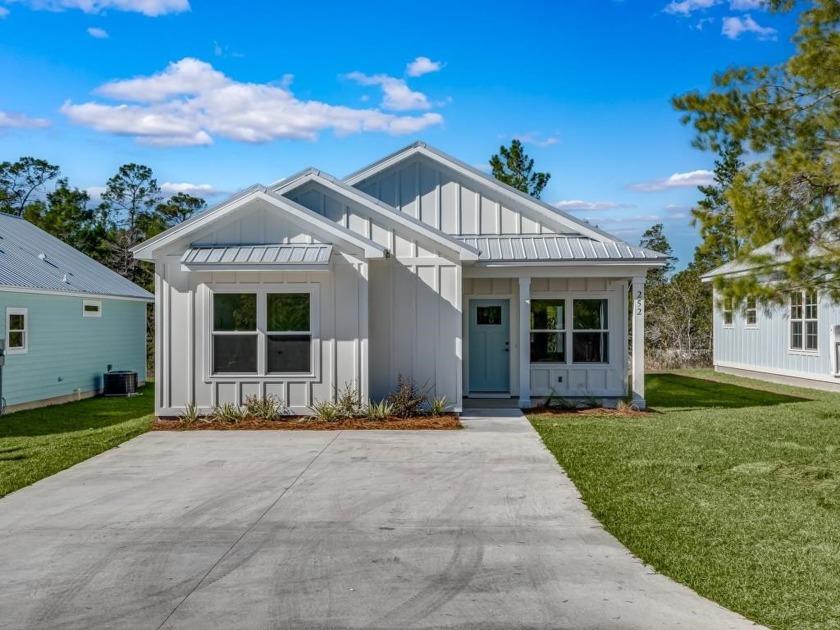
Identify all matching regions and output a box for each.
[87,26,108,37]
[86,186,106,202]
[664,0,720,16]
[0,110,50,129]
[61,58,444,146]
[5,0,189,16]
[584,214,663,225]
[722,14,777,39]
[555,200,635,212]
[627,169,714,192]
[405,56,443,77]
[345,71,430,111]
[0,6,9,16]
[160,182,223,198]
[516,132,559,148]
[729,0,766,9]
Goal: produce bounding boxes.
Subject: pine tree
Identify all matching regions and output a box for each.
[489,139,551,199]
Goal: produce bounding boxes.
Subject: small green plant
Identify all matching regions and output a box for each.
[243,394,284,420]
[427,395,449,417]
[365,399,393,421]
[212,402,244,424]
[178,403,201,425]
[387,374,430,418]
[310,399,342,422]
[335,382,363,418]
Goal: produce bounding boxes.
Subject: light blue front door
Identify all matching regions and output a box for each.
[469,299,510,393]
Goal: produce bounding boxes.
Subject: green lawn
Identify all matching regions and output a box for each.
[0,384,154,498]
[531,371,840,630]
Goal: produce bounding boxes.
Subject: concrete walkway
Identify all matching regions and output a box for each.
[0,410,763,629]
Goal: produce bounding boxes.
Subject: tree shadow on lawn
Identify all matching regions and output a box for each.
[647,373,813,411]
[0,383,154,439]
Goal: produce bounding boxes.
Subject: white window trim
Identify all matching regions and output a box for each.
[530,299,566,364]
[6,307,28,354]
[744,298,758,329]
[203,283,320,382]
[571,298,610,365]
[789,290,819,355]
[83,299,102,318]
[527,294,612,366]
[722,297,734,328]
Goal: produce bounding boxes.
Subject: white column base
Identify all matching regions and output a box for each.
[518,398,532,409]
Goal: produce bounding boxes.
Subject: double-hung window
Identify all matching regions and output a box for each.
[722,298,734,327]
[572,299,609,363]
[6,307,27,354]
[745,298,757,327]
[530,300,565,362]
[790,291,818,351]
[211,290,313,376]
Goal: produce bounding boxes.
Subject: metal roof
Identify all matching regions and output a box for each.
[0,213,153,300]
[457,234,667,263]
[181,244,333,266]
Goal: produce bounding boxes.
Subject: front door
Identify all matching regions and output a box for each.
[469,299,510,393]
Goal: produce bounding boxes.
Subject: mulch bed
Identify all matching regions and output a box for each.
[526,405,653,419]
[152,414,462,431]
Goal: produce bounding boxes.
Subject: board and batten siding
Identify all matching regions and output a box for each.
[0,291,147,408]
[352,154,573,236]
[462,277,628,398]
[713,289,840,384]
[285,180,463,407]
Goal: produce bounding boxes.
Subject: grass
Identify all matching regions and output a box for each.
[0,383,154,498]
[530,371,840,630]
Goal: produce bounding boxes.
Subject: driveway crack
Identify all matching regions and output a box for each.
[155,431,343,630]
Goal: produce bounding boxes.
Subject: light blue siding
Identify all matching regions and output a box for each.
[713,289,840,382]
[0,291,147,407]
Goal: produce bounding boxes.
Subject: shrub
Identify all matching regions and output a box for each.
[212,402,244,424]
[310,399,342,422]
[335,382,363,418]
[179,403,201,426]
[427,395,449,417]
[387,374,429,418]
[243,394,284,420]
[365,399,393,421]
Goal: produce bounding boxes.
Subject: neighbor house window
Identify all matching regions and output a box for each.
[83,299,102,318]
[530,299,565,362]
[572,299,608,363]
[722,298,734,326]
[745,298,757,327]
[6,307,28,354]
[212,293,258,373]
[790,290,818,351]
[266,293,311,373]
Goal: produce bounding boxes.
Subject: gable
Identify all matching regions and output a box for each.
[190,199,322,248]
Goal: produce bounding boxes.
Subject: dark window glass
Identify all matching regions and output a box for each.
[8,331,24,348]
[791,321,803,350]
[267,334,312,373]
[531,300,564,331]
[213,294,256,331]
[531,332,565,362]
[573,300,607,330]
[477,306,502,326]
[573,332,609,363]
[267,293,310,331]
[8,314,25,331]
[805,321,818,350]
[213,335,257,373]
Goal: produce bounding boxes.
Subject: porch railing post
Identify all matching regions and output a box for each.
[518,275,531,408]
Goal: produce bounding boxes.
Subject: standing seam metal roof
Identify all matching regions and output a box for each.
[457,235,667,262]
[0,214,153,300]
[181,244,333,266]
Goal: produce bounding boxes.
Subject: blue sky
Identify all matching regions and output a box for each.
[0,0,800,265]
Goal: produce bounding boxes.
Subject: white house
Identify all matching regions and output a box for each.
[133,142,666,415]
[703,250,840,392]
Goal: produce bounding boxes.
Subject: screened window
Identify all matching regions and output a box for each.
[267,293,311,374]
[6,307,27,353]
[530,299,565,362]
[573,299,608,363]
[722,298,734,326]
[790,291,818,351]
[745,298,757,327]
[212,293,258,374]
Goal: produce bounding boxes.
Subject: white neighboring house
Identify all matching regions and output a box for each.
[703,247,840,392]
[133,142,666,415]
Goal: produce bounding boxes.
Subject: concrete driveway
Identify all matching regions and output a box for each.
[0,411,762,630]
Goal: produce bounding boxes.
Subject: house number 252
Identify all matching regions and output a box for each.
[635,291,643,315]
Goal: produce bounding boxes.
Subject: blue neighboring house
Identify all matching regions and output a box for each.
[0,213,153,412]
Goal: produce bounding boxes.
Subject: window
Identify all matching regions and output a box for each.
[530,299,565,362]
[477,305,502,326]
[722,298,734,326]
[211,290,313,376]
[573,299,608,363]
[744,298,757,327]
[6,307,28,354]
[83,299,102,318]
[790,291,818,351]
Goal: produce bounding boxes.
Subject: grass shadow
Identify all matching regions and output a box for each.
[647,373,812,410]
[0,383,155,439]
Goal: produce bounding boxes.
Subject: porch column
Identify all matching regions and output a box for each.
[631,276,646,409]
[518,276,531,408]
